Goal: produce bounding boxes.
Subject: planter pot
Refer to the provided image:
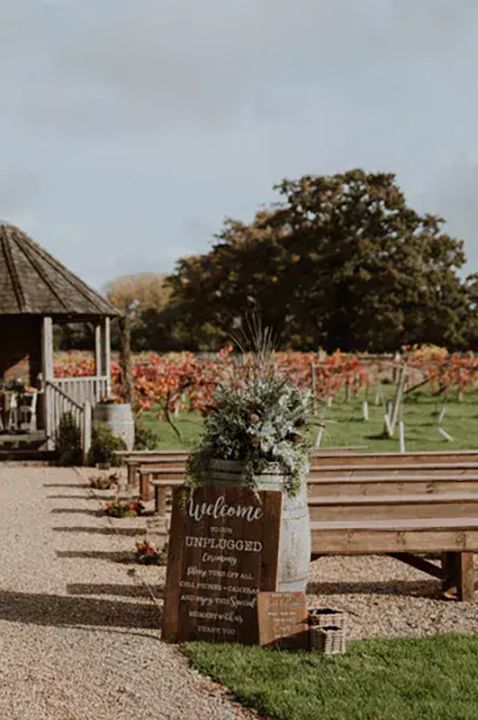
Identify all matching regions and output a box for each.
[92,402,135,451]
[209,458,311,592]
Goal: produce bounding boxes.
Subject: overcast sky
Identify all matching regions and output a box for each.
[1,0,477,290]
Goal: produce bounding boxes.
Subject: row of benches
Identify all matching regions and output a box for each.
[115,448,478,600]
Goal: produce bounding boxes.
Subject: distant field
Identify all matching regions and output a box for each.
[140,386,478,453]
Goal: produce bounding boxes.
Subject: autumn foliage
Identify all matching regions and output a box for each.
[53,346,478,421]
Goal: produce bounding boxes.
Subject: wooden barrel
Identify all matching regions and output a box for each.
[209,458,310,592]
[92,402,135,451]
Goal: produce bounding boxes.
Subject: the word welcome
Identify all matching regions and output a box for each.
[188,494,263,523]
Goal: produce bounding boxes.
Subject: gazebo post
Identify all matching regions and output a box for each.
[41,316,54,448]
[100,317,111,396]
[94,322,102,401]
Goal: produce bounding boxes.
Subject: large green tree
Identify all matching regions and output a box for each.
[168,170,473,351]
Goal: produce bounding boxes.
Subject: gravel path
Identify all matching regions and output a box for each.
[0,465,256,720]
[2,465,476,718]
[308,554,478,640]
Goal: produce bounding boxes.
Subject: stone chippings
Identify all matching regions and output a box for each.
[307,554,478,640]
[1,464,477,719]
[0,465,256,720]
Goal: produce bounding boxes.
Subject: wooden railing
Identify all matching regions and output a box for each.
[52,375,109,406]
[45,381,92,461]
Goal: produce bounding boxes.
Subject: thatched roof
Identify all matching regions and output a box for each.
[0,224,119,318]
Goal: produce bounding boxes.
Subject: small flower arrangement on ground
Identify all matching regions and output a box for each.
[101,499,145,518]
[88,472,119,490]
[135,538,168,565]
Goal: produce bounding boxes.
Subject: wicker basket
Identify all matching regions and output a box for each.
[310,624,346,655]
[308,607,346,631]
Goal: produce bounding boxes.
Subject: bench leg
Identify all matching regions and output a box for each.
[441,552,456,594]
[457,552,474,602]
[127,462,138,488]
[441,552,475,601]
[140,473,152,502]
[154,487,168,519]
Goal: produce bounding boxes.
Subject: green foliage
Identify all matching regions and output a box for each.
[54,322,94,351]
[86,422,126,467]
[56,412,83,466]
[134,416,160,450]
[185,633,478,720]
[187,336,318,496]
[168,170,474,352]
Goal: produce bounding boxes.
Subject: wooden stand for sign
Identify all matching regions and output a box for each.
[162,484,282,644]
[257,592,309,650]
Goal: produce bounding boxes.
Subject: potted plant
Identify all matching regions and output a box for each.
[92,393,135,451]
[187,325,320,592]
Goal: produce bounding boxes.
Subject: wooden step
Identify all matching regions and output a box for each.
[311,517,478,554]
[308,493,478,522]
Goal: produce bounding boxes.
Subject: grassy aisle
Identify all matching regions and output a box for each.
[141,388,478,452]
[185,633,478,720]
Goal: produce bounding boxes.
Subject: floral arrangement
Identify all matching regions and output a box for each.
[88,472,119,490]
[187,321,320,497]
[135,538,168,565]
[101,499,145,518]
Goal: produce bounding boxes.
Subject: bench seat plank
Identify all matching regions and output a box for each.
[308,478,478,497]
[313,451,478,466]
[311,518,478,554]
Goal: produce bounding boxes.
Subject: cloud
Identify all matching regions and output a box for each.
[423,158,478,274]
[0,0,477,287]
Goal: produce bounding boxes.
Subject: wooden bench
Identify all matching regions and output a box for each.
[310,515,477,600]
[115,445,366,486]
[115,451,189,486]
[139,461,478,501]
[308,460,478,600]
[121,446,369,497]
[145,452,478,601]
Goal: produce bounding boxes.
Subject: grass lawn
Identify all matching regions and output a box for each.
[141,387,478,452]
[185,633,478,720]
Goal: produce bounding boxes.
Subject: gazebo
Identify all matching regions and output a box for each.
[0,223,119,454]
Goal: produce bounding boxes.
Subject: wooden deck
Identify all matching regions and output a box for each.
[0,431,51,460]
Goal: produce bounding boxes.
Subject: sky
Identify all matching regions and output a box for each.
[1,0,477,291]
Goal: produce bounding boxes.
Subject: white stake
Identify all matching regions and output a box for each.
[399,421,406,453]
[315,427,324,447]
[384,413,393,438]
[362,400,369,421]
[438,406,447,423]
[438,427,454,442]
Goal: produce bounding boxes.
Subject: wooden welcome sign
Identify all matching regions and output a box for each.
[162,484,282,644]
